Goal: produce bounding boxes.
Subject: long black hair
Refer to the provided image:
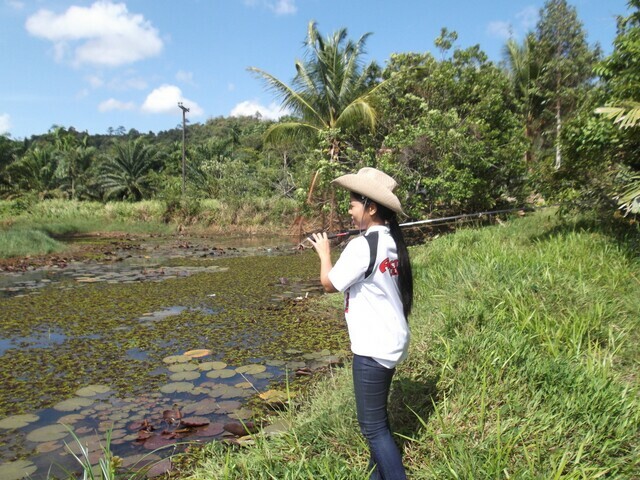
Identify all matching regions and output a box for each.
[357,195,414,319]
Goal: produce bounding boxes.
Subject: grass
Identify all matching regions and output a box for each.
[0,196,299,259]
[176,210,639,479]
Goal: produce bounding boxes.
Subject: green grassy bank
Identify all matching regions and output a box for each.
[0,197,298,258]
[178,211,639,479]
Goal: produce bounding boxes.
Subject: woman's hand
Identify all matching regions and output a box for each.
[308,232,331,260]
[308,232,337,293]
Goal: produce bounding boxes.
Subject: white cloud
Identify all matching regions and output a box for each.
[6,1,25,11]
[98,98,136,112]
[141,85,203,116]
[0,114,11,135]
[271,0,296,15]
[86,74,104,88]
[486,21,512,40]
[25,1,163,67]
[109,75,148,91]
[516,6,539,30]
[230,100,288,120]
[176,70,194,84]
[243,0,297,16]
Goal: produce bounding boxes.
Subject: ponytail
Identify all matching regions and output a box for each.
[377,205,414,319]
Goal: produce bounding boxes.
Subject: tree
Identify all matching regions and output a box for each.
[535,0,600,169]
[503,34,544,164]
[8,147,59,197]
[374,46,527,216]
[98,139,158,201]
[248,21,383,227]
[595,0,640,213]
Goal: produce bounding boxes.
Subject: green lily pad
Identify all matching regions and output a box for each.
[159,382,195,394]
[0,414,40,429]
[162,355,191,364]
[229,408,254,420]
[169,371,200,381]
[206,369,236,379]
[198,361,227,371]
[54,397,95,412]
[26,424,69,442]
[236,364,266,375]
[75,384,111,397]
[168,363,199,373]
[0,459,37,480]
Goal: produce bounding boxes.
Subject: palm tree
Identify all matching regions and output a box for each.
[8,147,59,198]
[99,139,157,201]
[503,34,543,164]
[249,21,382,226]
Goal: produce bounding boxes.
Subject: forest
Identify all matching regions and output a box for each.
[0,0,638,230]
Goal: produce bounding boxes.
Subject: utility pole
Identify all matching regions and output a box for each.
[178,102,190,196]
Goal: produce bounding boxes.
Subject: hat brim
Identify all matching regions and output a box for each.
[332,174,403,214]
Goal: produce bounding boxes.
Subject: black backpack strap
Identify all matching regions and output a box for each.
[364,231,379,279]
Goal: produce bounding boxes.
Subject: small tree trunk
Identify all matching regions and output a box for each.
[554,98,562,170]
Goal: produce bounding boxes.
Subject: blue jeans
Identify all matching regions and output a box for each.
[352,354,407,480]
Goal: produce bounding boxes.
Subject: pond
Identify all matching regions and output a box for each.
[0,234,348,479]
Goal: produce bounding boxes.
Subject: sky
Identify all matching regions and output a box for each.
[0,0,630,139]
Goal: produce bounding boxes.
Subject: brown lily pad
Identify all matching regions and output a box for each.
[183,349,212,358]
[180,416,210,427]
[194,422,225,437]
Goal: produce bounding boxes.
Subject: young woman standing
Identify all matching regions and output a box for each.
[309,167,413,480]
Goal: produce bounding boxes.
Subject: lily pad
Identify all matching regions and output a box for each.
[57,414,85,424]
[194,422,225,437]
[183,398,218,415]
[36,440,64,453]
[54,397,95,412]
[0,414,40,429]
[75,384,111,397]
[198,361,227,371]
[159,382,195,394]
[0,459,37,480]
[259,389,289,404]
[183,349,212,358]
[169,371,200,381]
[162,355,191,364]
[206,369,236,379]
[26,424,69,442]
[215,400,242,414]
[229,408,254,420]
[168,363,199,373]
[236,364,266,375]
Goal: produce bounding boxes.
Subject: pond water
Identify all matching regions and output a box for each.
[0,234,348,479]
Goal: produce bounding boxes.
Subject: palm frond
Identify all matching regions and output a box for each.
[595,102,640,129]
[247,67,325,126]
[335,98,376,132]
[263,122,320,145]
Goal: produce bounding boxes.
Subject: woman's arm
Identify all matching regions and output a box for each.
[308,232,338,293]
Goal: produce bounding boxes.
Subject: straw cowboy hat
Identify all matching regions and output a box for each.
[332,167,403,214]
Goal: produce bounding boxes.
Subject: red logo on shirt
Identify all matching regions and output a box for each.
[380,258,399,276]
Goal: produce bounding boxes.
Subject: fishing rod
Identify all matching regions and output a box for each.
[298,205,536,248]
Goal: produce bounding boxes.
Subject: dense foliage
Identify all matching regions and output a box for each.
[0,0,637,227]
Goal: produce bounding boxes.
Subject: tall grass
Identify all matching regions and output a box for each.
[179,211,640,479]
[0,196,299,258]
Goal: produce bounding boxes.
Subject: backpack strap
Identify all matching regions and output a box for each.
[364,231,379,279]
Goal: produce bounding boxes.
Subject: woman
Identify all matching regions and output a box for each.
[309,167,413,480]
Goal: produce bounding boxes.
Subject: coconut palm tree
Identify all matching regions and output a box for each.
[250,21,380,157]
[503,34,543,164]
[99,139,158,201]
[249,21,382,227]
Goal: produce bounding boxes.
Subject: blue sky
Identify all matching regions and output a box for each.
[0,0,629,139]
